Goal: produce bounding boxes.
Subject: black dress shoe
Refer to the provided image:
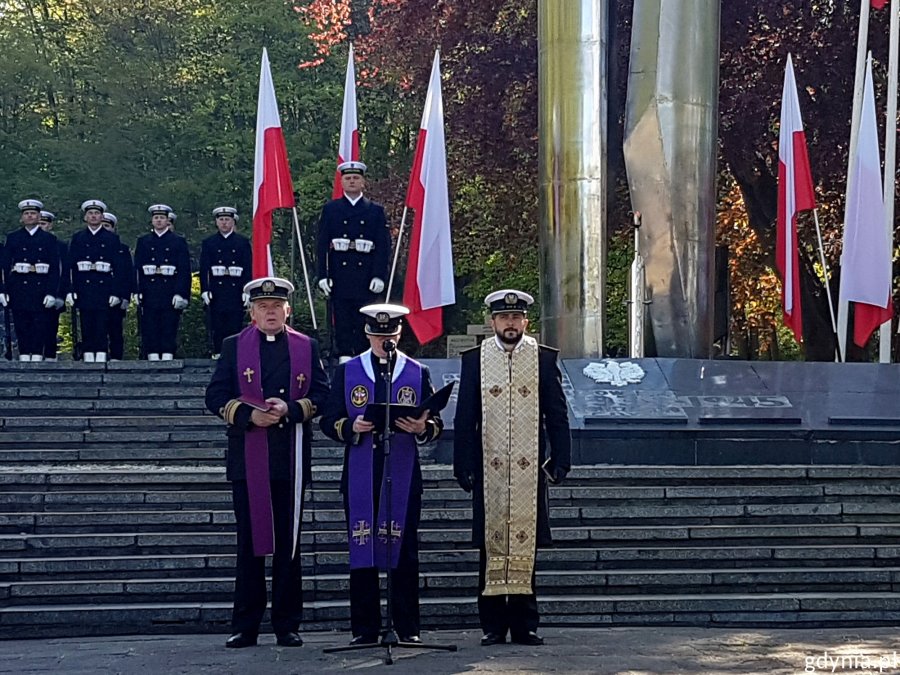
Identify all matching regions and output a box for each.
[276,631,303,647]
[480,632,506,646]
[225,632,258,648]
[349,634,379,646]
[400,635,422,643]
[511,631,544,646]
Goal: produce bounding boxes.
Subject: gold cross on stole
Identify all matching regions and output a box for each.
[352,520,371,545]
[243,367,254,383]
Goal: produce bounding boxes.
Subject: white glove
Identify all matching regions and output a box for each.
[172,294,189,310]
[108,295,121,307]
[120,300,129,312]
[0,294,6,307]
[65,293,77,307]
[54,298,64,310]
[369,277,385,294]
[43,295,56,309]
[201,291,212,305]
[318,278,332,297]
[132,293,141,307]
[242,292,250,306]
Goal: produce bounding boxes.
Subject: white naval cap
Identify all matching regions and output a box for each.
[484,289,535,314]
[212,206,239,220]
[18,199,44,212]
[148,204,173,216]
[338,160,367,176]
[81,199,107,213]
[243,277,295,301]
[360,303,409,335]
[101,212,118,226]
[168,212,177,222]
[39,210,55,222]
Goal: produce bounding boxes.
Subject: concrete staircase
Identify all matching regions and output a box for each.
[2,361,900,638]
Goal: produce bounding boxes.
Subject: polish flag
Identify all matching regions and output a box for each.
[252,48,296,278]
[332,44,360,199]
[872,0,888,9]
[402,51,455,344]
[840,55,893,347]
[776,54,816,343]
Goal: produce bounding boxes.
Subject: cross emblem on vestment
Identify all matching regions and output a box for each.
[490,457,503,470]
[352,520,371,545]
[517,457,531,470]
[243,367,254,383]
[378,520,402,543]
[518,385,531,397]
[297,373,306,387]
[516,530,529,543]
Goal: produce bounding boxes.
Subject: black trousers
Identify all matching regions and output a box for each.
[141,306,180,355]
[332,297,370,357]
[11,308,48,356]
[231,479,303,636]
[43,309,62,359]
[343,491,422,639]
[477,547,539,638]
[210,305,244,354]
[79,308,109,354]
[107,308,125,360]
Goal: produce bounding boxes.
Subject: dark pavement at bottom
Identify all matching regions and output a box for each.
[3,627,900,674]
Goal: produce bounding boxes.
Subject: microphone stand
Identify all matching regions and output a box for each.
[324,340,456,665]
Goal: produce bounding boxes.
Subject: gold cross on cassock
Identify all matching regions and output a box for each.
[352,520,371,545]
[296,373,306,387]
[243,367,255,383]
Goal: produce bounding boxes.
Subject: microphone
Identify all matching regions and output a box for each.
[382,339,397,353]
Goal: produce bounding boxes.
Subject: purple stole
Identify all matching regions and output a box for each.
[236,325,312,557]
[345,352,421,570]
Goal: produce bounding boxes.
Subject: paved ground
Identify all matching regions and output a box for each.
[3,627,900,674]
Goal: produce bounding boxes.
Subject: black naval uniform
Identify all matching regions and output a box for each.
[68,227,121,355]
[43,237,68,360]
[205,330,329,638]
[199,231,252,354]
[134,229,191,356]
[0,227,60,357]
[108,239,134,361]
[316,196,390,357]
[319,353,442,641]
[452,343,571,640]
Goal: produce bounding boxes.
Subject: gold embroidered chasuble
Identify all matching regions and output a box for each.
[480,335,541,596]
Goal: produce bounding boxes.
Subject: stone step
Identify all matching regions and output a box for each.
[0,445,344,465]
[0,399,207,414]
[5,592,900,639]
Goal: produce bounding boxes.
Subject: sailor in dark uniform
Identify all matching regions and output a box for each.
[200,206,252,358]
[66,199,122,363]
[316,161,391,362]
[205,276,329,649]
[319,304,442,645]
[37,210,67,361]
[1,199,60,361]
[133,204,191,360]
[100,212,133,361]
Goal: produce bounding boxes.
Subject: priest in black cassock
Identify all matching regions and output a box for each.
[319,303,442,645]
[205,277,329,649]
[453,289,571,647]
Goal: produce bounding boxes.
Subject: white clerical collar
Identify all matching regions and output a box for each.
[344,193,363,206]
[257,326,284,342]
[220,229,233,239]
[88,225,103,235]
[359,348,408,382]
[154,228,170,237]
[494,334,525,353]
[26,225,39,235]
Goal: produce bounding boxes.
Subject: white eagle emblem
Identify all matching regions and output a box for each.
[582,360,645,387]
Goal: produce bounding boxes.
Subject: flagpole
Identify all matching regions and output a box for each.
[386,206,409,302]
[880,0,899,363]
[291,207,318,331]
[811,209,839,347]
[837,0,872,362]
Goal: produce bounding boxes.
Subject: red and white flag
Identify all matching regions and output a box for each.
[872,0,888,10]
[402,51,455,344]
[840,55,893,347]
[776,54,816,343]
[252,48,295,278]
[332,44,360,199]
